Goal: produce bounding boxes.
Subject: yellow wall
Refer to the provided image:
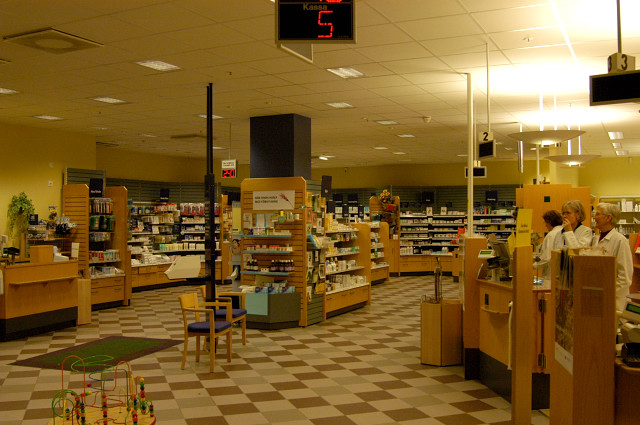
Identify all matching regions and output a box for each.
[311,160,548,188]
[578,157,639,196]
[0,122,95,243]
[97,148,251,184]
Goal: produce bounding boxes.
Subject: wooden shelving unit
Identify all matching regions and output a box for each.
[369,221,389,284]
[240,177,308,326]
[62,184,131,308]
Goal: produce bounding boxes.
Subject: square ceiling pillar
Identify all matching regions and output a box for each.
[250,113,311,179]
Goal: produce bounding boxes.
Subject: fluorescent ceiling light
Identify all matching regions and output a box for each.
[318,156,329,160]
[197,114,224,119]
[540,140,555,147]
[0,87,19,94]
[505,147,513,151]
[611,142,622,149]
[141,133,157,138]
[608,131,624,140]
[135,60,181,71]
[456,154,468,157]
[91,96,126,104]
[326,67,363,78]
[373,146,388,150]
[397,134,415,138]
[616,150,628,156]
[393,151,406,155]
[326,102,354,109]
[93,126,108,130]
[34,115,63,120]
[212,146,226,150]
[376,120,397,125]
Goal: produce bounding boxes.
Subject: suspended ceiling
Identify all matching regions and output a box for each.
[1,0,639,169]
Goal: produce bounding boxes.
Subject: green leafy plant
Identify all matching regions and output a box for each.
[7,192,35,236]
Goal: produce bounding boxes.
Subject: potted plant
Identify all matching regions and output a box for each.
[379,189,395,211]
[7,192,35,237]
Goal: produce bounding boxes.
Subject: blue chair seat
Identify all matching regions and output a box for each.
[188,320,232,333]
[214,308,247,319]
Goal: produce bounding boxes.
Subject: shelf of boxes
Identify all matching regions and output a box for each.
[366,221,390,283]
[472,212,516,239]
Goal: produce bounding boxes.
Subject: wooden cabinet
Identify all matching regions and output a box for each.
[325,285,369,312]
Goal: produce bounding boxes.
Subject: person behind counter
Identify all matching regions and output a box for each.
[592,202,633,312]
[555,200,593,248]
[535,209,563,279]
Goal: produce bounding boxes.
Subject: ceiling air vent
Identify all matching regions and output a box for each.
[3,28,102,54]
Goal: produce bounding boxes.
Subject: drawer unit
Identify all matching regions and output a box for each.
[91,276,125,304]
[325,285,370,313]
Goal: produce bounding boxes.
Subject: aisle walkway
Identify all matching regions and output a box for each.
[0,276,550,425]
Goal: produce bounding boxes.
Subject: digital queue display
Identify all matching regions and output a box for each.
[277,0,355,43]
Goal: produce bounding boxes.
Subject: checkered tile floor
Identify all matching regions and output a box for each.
[0,275,550,425]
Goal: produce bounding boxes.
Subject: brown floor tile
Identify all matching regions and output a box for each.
[335,402,379,415]
[384,408,430,422]
[277,360,308,367]
[246,391,286,402]
[450,400,494,413]
[351,367,384,376]
[355,390,395,402]
[207,386,243,396]
[463,389,499,399]
[434,414,483,425]
[186,417,229,425]
[217,402,260,415]
[290,397,331,408]
[374,380,412,390]
[311,417,358,425]
[271,381,308,391]
[433,374,465,384]
[293,372,327,380]
[313,363,344,372]
[169,381,204,390]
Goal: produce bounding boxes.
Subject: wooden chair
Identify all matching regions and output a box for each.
[178,292,232,372]
[200,285,248,345]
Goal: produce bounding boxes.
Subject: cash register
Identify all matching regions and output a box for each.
[477,241,511,282]
[619,298,640,367]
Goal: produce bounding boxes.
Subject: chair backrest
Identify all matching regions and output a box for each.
[200,285,206,300]
[178,292,201,323]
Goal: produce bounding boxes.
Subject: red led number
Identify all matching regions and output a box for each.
[317,10,334,39]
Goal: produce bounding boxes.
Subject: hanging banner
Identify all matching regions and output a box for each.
[253,190,296,210]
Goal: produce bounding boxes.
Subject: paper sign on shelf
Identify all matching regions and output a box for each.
[253,190,296,211]
[515,208,533,248]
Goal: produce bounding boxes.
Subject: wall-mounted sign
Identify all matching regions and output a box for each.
[277,0,355,43]
[253,190,296,211]
[221,159,237,179]
[89,178,104,198]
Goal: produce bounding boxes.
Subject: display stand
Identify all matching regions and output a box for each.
[549,250,615,425]
[62,184,131,308]
[369,221,390,284]
[240,177,308,326]
[322,221,371,319]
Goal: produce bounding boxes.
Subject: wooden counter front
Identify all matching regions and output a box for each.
[1,260,79,340]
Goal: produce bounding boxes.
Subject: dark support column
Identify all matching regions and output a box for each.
[250,113,311,179]
[205,83,216,302]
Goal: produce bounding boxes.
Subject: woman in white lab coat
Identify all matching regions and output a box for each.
[535,209,563,279]
[592,202,633,312]
[554,200,593,249]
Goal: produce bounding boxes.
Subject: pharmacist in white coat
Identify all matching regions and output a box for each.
[592,203,633,312]
[555,200,593,249]
[535,209,563,279]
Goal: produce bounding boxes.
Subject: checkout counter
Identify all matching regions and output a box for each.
[0,245,79,341]
[463,238,551,410]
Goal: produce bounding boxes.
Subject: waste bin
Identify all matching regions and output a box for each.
[420,298,462,366]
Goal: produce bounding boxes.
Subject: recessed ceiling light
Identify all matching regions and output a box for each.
[0,87,19,94]
[376,120,397,125]
[611,142,622,149]
[393,151,406,155]
[91,96,127,104]
[326,102,354,109]
[397,134,415,138]
[34,115,63,120]
[608,131,624,140]
[530,147,537,151]
[616,150,628,156]
[212,146,226,150]
[326,67,363,78]
[197,114,224,119]
[495,141,503,145]
[135,60,181,71]
[141,133,157,138]
[318,156,329,160]
[505,147,513,151]
[373,146,389,150]
[456,154,468,157]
